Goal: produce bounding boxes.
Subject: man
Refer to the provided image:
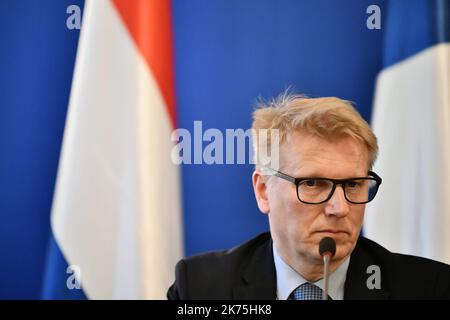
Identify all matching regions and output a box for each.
[167,93,450,299]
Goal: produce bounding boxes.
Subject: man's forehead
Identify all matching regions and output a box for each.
[279,132,368,175]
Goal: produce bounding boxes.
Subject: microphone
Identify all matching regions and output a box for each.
[319,237,336,300]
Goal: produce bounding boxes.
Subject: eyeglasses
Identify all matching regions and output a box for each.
[262,167,382,205]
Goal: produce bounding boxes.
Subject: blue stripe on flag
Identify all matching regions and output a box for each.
[41,233,87,300]
[383,0,450,68]
[437,0,450,42]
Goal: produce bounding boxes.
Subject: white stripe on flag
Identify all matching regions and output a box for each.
[365,43,450,264]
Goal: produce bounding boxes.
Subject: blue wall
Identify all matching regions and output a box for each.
[0,0,84,298]
[0,0,386,298]
[173,0,386,256]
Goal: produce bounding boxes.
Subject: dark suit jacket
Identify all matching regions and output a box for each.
[167,232,450,299]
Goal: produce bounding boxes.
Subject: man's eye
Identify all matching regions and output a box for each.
[304,179,317,187]
[346,181,360,188]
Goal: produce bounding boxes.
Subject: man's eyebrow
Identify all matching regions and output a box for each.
[293,172,368,179]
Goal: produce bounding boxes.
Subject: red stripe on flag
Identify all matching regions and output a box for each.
[112,0,177,128]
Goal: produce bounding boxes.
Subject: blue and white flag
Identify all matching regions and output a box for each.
[365,0,450,264]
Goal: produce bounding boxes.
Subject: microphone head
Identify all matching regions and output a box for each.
[319,237,336,257]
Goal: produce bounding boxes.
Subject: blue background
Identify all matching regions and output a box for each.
[172,0,385,255]
[0,0,386,298]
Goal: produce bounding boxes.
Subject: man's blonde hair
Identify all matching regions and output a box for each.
[251,92,378,169]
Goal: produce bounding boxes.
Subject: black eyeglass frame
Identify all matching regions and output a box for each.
[264,168,382,205]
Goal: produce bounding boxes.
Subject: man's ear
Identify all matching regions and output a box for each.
[252,170,270,214]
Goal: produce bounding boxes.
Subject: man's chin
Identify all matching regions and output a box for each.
[295,237,355,262]
[332,247,351,261]
[315,237,354,261]
[331,239,358,261]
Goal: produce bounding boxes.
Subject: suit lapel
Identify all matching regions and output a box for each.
[344,237,390,300]
[233,235,277,299]
[231,234,391,300]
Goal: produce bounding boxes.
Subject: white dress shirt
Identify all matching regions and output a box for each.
[273,244,350,300]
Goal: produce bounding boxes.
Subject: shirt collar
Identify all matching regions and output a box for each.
[273,244,350,300]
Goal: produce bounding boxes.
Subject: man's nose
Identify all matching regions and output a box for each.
[324,185,350,217]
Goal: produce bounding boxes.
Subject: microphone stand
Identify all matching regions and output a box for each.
[319,237,336,300]
[322,253,331,300]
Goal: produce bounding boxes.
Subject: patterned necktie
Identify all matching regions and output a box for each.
[289,282,325,300]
